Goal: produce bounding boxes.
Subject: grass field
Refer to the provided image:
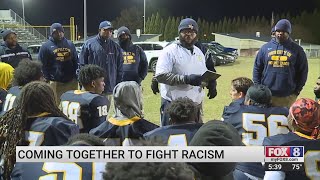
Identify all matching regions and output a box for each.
[139,57,320,125]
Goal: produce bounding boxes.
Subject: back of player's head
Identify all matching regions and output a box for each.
[289,98,320,139]
[13,59,43,86]
[189,120,241,178]
[104,161,194,180]
[166,97,199,124]
[245,84,272,107]
[0,62,14,90]
[66,133,105,146]
[17,81,58,115]
[113,81,143,118]
[0,81,69,179]
[79,64,105,87]
[231,77,253,95]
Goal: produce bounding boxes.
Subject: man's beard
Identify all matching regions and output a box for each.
[179,34,196,49]
[119,38,131,50]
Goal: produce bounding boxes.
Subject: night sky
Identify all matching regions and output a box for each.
[0,0,318,34]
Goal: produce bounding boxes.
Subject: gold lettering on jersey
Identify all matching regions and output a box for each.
[122,52,136,64]
[267,50,292,68]
[53,48,72,62]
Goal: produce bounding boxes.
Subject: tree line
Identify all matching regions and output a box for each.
[112,7,320,44]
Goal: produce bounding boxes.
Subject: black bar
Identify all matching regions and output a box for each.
[265,162,305,171]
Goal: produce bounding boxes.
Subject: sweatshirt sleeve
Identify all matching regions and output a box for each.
[155,48,186,85]
[138,47,148,80]
[70,43,79,77]
[294,47,308,93]
[253,49,264,84]
[38,45,50,80]
[79,42,89,66]
[116,46,124,84]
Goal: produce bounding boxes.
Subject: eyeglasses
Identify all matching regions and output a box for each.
[180,29,196,35]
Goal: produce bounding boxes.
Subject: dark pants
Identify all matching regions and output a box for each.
[160,97,203,127]
[160,98,171,126]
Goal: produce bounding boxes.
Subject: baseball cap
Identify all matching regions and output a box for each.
[246,84,272,104]
[99,21,113,30]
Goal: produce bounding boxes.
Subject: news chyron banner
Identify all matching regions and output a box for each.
[16,146,304,171]
[264,146,305,172]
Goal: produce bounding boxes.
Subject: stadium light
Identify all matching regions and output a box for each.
[143,0,146,34]
[84,0,87,41]
[21,0,25,28]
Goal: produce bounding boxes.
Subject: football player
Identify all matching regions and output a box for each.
[314,76,320,104]
[0,81,79,179]
[11,133,106,180]
[60,64,109,133]
[221,77,253,121]
[90,81,158,146]
[224,84,289,179]
[264,98,320,180]
[1,59,44,114]
[144,97,202,146]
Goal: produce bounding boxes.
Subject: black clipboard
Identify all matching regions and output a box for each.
[201,70,221,83]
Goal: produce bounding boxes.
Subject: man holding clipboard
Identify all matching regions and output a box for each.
[155,18,220,126]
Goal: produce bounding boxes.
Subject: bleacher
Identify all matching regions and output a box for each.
[0,9,46,47]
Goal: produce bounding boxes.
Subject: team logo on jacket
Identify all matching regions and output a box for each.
[53,48,72,61]
[123,52,136,64]
[268,50,292,68]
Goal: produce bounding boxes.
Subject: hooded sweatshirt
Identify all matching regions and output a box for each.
[89,81,158,145]
[120,41,148,85]
[38,37,78,83]
[0,42,31,68]
[253,38,308,97]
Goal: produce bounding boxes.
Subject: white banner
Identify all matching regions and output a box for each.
[16,146,265,163]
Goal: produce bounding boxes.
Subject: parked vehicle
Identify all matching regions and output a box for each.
[204,43,236,66]
[27,44,41,60]
[133,41,169,72]
[209,42,238,58]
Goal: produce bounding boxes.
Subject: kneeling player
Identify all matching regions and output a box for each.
[224,84,289,179]
[0,81,79,179]
[11,134,106,180]
[222,77,253,121]
[1,59,44,114]
[264,98,320,180]
[90,81,158,146]
[144,97,202,146]
[60,65,109,133]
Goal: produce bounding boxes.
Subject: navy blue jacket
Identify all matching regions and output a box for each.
[253,38,308,97]
[221,97,244,121]
[0,42,31,68]
[79,35,123,94]
[38,37,78,83]
[121,44,148,84]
